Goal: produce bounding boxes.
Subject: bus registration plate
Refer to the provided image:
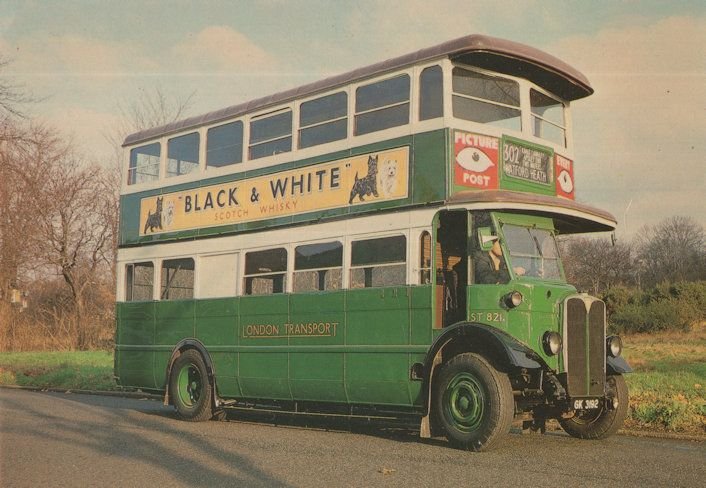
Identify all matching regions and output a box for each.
[573,398,600,410]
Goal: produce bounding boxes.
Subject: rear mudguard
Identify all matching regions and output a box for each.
[164,338,218,406]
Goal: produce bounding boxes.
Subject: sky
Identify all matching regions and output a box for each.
[1,0,704,238]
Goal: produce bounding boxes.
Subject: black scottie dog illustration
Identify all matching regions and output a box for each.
[348,155,379,204]
[143,197,163,234]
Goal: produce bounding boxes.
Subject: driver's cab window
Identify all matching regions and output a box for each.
[501,224,562,280]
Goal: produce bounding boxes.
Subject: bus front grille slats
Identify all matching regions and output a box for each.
[588,301,606,396]
[564,296,605,398]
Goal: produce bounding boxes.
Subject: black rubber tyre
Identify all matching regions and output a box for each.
[559,374,629,439]
[432,353,514,451]
[169,349,214,422]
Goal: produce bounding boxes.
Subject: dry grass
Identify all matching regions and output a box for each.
[622,324,706,435]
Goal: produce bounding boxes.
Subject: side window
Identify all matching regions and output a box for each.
[161,258,195,300]
[207,121,243,168]
[419,231,432,284]
[419,65,443,121]
[199,253,238,298]
[293,241,343,292]
[244,248,287,295]
[355,74,410,135]
[128,142,160,185]
[350,235,406,288]
[125,262,154,301]
[167,132,200,177]
[452,67,521,131]
[249,109,292,160]
[299,92,347,148]
[531,89,566,147]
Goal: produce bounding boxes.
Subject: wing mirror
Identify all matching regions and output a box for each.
[477,227,499,251]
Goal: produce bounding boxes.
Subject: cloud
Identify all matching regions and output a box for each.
[170,26,276,73]
[8,35,144,75]
[39,106,121,160]
[542,16,706,233]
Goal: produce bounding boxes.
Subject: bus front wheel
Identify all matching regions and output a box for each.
[169,349,214,422]
[433,352,514,451]
[559,374,628,439]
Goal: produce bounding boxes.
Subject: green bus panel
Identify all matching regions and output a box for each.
[345,353,412,405]
[410,286,433,345]
[117,302,155,345]
[195,298,240,397]
[116,287,430,405]
[345,288,410,345]
[345,287,412,405]
[411,130,449,205]
[155,301,195,345]
[116,350,157,389]
[238,294,290,399]
[288,292,346,401]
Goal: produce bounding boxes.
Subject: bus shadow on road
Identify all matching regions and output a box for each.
[1,391,293,487]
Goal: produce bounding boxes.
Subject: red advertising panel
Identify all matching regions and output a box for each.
[453,131,499,190]
[555,154,575,200]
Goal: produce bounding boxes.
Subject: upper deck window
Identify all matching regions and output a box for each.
[355,74,410,136]
[452,67,521,131]
[207,121,243,168]
[128,142,160,185]
[299,92,348,149]
[249,109,292,160]
[531,89,566,147]
[167,132,200,178]
[419,65,443,121]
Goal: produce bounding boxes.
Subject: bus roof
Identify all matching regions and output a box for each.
[123,34,593,147]
[448,190,617,233]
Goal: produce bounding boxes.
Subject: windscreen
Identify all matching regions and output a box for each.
[501,224,563,280]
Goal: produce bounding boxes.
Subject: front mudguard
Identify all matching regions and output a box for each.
[607,355,632,374]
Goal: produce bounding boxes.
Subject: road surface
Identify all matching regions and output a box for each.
[0,388,704,487]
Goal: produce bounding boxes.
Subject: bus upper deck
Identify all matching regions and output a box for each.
[119,34,610,248]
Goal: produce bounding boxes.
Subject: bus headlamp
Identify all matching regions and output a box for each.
[504,291,523,308]
[607,335,623,358]
[542,331,562,356]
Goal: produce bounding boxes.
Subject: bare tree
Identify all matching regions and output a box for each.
[102,86,196,278]
[634,216,706,287]
[560,236,635,295]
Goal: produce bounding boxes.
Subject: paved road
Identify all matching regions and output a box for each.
[0,389,704,487]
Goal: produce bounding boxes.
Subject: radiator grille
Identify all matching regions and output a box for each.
[564,296,605,397]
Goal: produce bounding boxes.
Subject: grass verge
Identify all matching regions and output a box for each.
[622,326,706,435]
[0,332,704,437]
[0,351,115,391]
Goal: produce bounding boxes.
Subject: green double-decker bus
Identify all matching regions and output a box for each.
[115,34,630,451]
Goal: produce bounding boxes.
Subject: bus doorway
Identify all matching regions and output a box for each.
[435,211,468,328]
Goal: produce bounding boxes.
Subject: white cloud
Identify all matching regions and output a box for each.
[170,26,276,73]
[39,107,121,162]
[3,34,156,77]
[544,16,706,234]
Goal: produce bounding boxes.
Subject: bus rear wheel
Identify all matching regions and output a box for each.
[433,353,514,451]
[559,374,628,439]
[169,349,214,422]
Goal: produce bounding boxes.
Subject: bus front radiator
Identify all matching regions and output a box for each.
[563,296,606,398]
